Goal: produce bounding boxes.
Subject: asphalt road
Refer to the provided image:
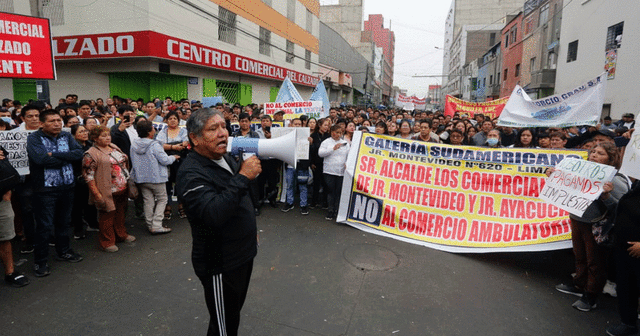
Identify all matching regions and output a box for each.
[0,203,621,335]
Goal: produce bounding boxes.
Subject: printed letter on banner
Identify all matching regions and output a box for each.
[337,132,587,253]
[540,158,616,217]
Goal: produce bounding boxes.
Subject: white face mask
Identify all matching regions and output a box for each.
[486,138,499,146]
[1,116,12,124]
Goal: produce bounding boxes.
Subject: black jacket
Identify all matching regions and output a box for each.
[613,181,640,249]
[176,151,257,276]
[110,123,132,157]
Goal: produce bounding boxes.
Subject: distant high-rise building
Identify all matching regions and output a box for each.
[442,0,523,98]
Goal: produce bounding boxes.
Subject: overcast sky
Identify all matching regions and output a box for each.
[321,0,451,97]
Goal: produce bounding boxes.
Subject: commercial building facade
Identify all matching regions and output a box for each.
[2,0,321,105]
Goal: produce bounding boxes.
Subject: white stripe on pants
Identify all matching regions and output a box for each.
[213,274,227,336]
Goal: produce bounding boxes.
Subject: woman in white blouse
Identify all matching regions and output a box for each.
[318,125,350,221]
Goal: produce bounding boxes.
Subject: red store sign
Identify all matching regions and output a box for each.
[0,12,56,80]
[52,30,318,87]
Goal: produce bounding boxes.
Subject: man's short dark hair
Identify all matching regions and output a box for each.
[78,100,91,108]
[21,104,41,117]
[118,105,135,115]
[260,114,272,121]
[604,116,612,121]
[39,109,60,122]
[136,120,154,138]
[238,113,250,121]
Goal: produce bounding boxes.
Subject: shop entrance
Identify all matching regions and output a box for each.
[109,72,188,102]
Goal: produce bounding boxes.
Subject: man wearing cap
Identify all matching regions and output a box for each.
[615,113,635,130]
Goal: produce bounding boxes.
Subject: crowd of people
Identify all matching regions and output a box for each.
[1,94,640,336]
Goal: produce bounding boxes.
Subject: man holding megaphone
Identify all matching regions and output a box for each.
[176,108,261,336]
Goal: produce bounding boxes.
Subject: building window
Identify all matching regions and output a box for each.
[504,34,510,48]
[259,27,271,56]
[489,33,496,45]
[41,0,65,26]
[504,69,508,81]
[306,9,313,33]
[539,3,549,26]
[218,7,236,45]
[548,52,557,69]
[515,64,520,77]
[287,0,296,22]
[497,72,500,84]
[530,57,536,72]
[286,40,295,64]
[510,26,518,44]
[489,75,493,85]
[567,40,578,62]
[606,22,624,50]
[305,50,311,70]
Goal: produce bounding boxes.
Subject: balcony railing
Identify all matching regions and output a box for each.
[530,69,556,89]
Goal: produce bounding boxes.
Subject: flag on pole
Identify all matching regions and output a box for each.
[309,79,330,118]
[275,76,304,103]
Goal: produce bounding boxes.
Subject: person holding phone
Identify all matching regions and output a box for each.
[318,125,350,221]
[109,106,137,159]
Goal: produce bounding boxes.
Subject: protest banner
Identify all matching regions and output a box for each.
[620,132,640,179]
[271,127,310,161]
[264,101,324,119]
[337,133,587,253]
[229,121,282,134]
[0,12,56,79]
[0,129,34,175]
[539,157,616,217]
[497,73,607,128]
[444,95,508,119]
[395,94,427,110]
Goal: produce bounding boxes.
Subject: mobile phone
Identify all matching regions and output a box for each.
[264,126,271,132]
[123,115,131,123]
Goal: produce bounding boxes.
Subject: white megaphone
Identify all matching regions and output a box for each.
[227,131,299,168]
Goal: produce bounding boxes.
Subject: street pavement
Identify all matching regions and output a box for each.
[0,203,622,335]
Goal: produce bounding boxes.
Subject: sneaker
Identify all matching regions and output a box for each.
[124,235,136,243]
[150,227,172,235]
[20,245,34,254]
[254,208,261,216]
[572,297,597,312]
[5,272,30,287]
[603,280,617,297]
[308,203,316,209]
[321,203,329,210]
[325,212,334,221]
[48,242,55,247]
[86,226,100,232]
[73,233,86,240]
[34,263,51,277]
[103,245,119,253]
[301,206,309,215]
[281,203,294,212]
[56,251,83,263]
[606,323,639,336]
[555,283,583,297]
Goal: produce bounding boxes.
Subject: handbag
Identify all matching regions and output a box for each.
[592,214,614,248]
[0,154,20,195]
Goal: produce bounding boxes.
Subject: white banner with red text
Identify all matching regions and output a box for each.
[337,132,588,253]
